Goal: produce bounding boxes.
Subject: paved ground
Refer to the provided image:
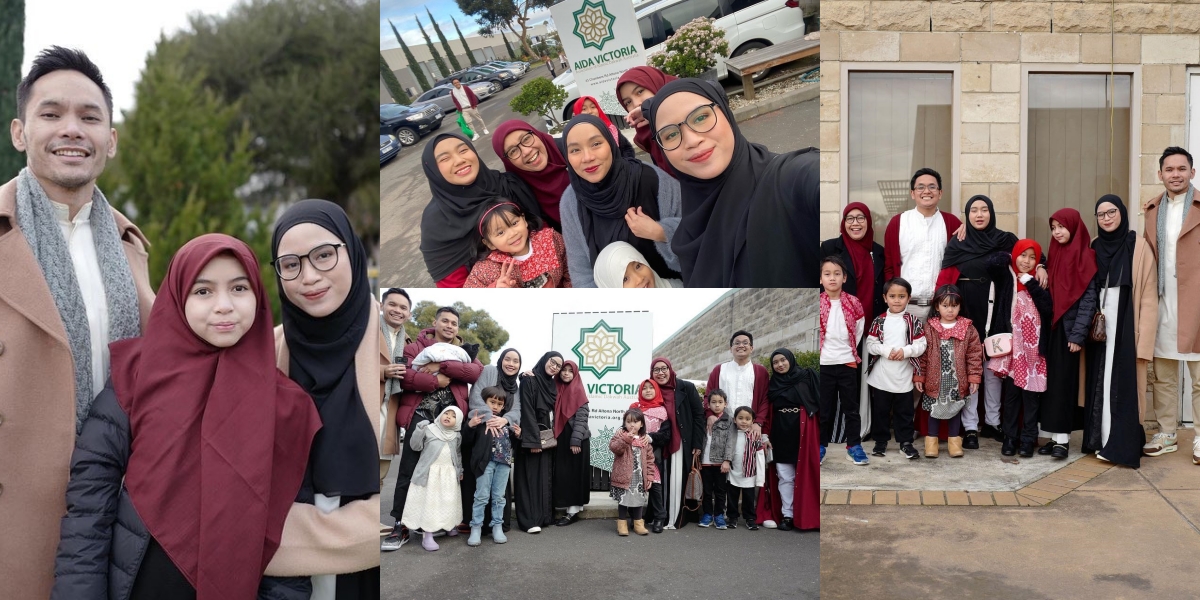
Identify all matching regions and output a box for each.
[378,62,819,287]
[380,459,819,599]
[821,429,1200,599]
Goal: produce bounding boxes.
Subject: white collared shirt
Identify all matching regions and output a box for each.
[899,208,947,301]
[451,85,471,109]
[1155,189,1200,360]
[52,200,110,396]
[718,360,757,413]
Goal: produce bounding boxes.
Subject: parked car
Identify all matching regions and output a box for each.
[435,67,514,89]
[380,102,443,146]
[412,82,496,114]
[547,0,810,127]
[380,133,401,164]
[484,60,528,76]
[475,62,525,79]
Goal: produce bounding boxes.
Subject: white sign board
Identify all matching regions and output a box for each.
[551,311,653,472]
[549,0,647,115]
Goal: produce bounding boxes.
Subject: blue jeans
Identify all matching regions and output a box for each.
[471,461,510,528]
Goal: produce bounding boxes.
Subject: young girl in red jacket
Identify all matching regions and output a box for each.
[464,201,571,288]
[915,285,984,459]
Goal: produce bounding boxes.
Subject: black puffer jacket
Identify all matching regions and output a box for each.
[51,382,311,600]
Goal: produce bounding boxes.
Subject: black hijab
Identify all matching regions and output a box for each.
[419,132,541,282]
[496,348,521,396]
[1092,194,1136,287]
[941,195,1019,269]
[558,115,677,278]
[644,79,819,287]
[519,351,562,447]
[272,199,377,498]
[767,349,819,417]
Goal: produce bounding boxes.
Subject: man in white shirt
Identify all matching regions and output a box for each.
[706,330,770,436]
[0,47,154,598]
[450,79,488,141]
[1142,147,1200,463]
[882,168,963,320]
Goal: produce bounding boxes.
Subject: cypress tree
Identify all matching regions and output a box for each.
[389,19,430,92]
[501,31,516,61]
[415,15,449,78]
[380,53,410,104]
[427,7,461,72]
[452,16,477,66]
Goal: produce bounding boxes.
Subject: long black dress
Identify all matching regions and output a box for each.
[553,405,591,508]
[515,353,560,531]
[1083,285,1143,468]
[1042,289,1097,433]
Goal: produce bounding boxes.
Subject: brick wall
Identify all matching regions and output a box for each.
[820,1,1200,239]
[652,289,820,381]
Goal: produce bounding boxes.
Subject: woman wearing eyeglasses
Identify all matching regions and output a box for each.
[644,79,819,287]
[268,199,382,598]
[1082,195,1157,469]
[557,114,683,288]
[420,133,543,287]
[492,121,570,231]
[822,203,886,320]
[515,352,565,533]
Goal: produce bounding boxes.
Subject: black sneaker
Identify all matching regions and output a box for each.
[871,441,887,457]
[747,523,759,531]
[963,431,979,450]
[1037,440,1056,455]
[900,443,920,460]
[380,524,408,552]
[779,517,794,531]
[1051,443,1068,459]
[727,518,738,529]
[1001,438,1017,456]
[1018,442,1034,458]
[981,424,1004,442]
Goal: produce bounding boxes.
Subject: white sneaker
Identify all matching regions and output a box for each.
[471,134,480,141]
[762,519,778,529]
[527,526,541,534]
[483,129,490,135]
[1143,432,1178,456]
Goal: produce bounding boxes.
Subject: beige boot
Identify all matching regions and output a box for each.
[948,436,964,458]
[632,519,649,535]
[925,435,939,458]
[616,519,629,536]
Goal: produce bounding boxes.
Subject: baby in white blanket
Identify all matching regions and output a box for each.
[410,342,472,368]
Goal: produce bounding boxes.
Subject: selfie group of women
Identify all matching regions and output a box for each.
[821,147,1200,470]
[418,66,820,289]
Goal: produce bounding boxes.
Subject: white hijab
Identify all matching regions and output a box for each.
[593,241,683,288]
[427,405,464,442]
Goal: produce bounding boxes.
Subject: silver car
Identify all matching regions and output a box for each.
[412,82,496,114]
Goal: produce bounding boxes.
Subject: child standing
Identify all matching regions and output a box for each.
[726,407,767,530]
[865,277,927,459]
[465,201,571,288]
[989,240,1053,458]
[697,389,734,530]
[466,387,522,546]
[915,285,984,458]
[402,406,465,551]
[609,408,658,536]
[818,256,868,465]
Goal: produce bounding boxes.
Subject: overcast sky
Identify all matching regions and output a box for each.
[22,0,240,116]
[382,288,732,371]
[380,0,553,49]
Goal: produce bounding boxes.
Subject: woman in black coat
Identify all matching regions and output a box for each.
[650,357,705,530]
[820,202,885,318]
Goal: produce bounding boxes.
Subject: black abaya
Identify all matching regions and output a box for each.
[1083,286,1143,468]
[515,353,561,530]
[553,423,591,508]
[1041,321,1085,433]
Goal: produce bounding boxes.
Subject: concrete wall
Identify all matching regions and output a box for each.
[819,1,1199,239]
[652,289,820,381]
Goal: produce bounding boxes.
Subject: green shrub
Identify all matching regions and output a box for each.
[647,17,730,78]
[510,77,569,127]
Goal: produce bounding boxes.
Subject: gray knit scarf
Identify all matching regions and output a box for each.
[1157,184,1195,296]
[15,168,141,433]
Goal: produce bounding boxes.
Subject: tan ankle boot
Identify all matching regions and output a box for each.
[632,519,649,535]
[616,519,629,536]
[925,435,939,458]
[948,436,963,458]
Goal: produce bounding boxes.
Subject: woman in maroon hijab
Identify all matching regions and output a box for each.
[552,360,592,525]
[492,120,571,230]
[615,66,677,175]
[821,202,885,318]
[53,234,322,600]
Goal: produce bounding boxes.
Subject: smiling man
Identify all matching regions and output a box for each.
[1143,147,1200,463]
[882,168,963,319]
[0,47,155,597]
[379,288,412,484]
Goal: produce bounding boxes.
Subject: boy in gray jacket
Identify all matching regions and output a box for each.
[697,389,735,530]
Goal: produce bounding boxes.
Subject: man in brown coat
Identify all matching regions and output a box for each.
[0,47,154,598]
[1142,146,1200,464]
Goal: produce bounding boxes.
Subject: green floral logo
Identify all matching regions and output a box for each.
[572,0,617,51]
[571,319,630,379]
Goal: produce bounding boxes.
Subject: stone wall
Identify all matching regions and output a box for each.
[820,1,1199,239]
[652,289,820,381]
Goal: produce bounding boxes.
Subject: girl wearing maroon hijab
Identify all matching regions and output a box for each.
[53,235,322,600]
[615,66,677,174]
[492,120,570,229]
[1039,208,1098,458]
[552,361,591,525]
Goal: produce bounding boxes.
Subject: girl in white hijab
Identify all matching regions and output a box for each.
[402,406,465,551]
[594,241,684,288]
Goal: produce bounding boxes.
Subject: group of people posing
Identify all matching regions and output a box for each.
[818,147,1200,470]
[3,48,381,599]
[418,65,819,289]
[378,303,820,551]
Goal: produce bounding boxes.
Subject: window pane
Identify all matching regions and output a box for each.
[1027,73,1131,244]
[659,0,722,41]
[729,0,766,14]
[847,72,954,244]
[639,17,658,48]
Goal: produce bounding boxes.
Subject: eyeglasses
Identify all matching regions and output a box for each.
[1096,208,1120,220]
[546,359,563,371]
[913,184,940,192]
[652,366,670,374]
[272,243,345,281]
[732,341,751,348]
[504,132,536,160]
[844,215,868,224]
[654,102,719,151]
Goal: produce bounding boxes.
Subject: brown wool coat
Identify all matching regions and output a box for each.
[379,322,407,457]
[0,176,155,600]
[1142,191,1198,352]
[267,313,382,577]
